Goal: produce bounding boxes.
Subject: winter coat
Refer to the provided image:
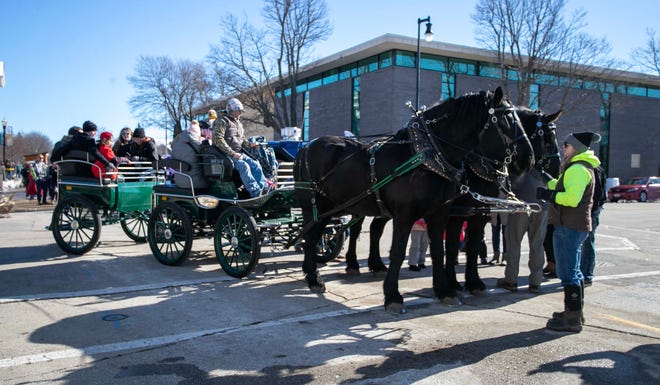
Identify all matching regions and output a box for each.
[171,131,208,189]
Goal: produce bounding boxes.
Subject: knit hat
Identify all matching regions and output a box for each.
[208,109,217,119]
[100,131,113,141]
[82,120,98,132]
[564,131,601,153]
[188,120,201,139]
[133,128,146,138]
[68,126,83,135]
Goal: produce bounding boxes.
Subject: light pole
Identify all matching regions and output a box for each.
[1,118,7,167]
[416,16,434,111]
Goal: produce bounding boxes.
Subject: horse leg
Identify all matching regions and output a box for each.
[344,216,364,275]
[444,216,464,291]
[368,217,389,277]
[302,218,330,293]
[382,219,411,314]
[464,215,488,295]
[427,211,460,306]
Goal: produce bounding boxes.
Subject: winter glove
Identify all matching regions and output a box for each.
[536,187,556,202]
[539,170,554,183]
[105,163,116,173]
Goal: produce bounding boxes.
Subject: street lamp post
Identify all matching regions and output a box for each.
[416,16,434,111]
[1,118,7,167]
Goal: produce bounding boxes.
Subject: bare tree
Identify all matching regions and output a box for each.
[128,56,213,137]
[472,0,615,108]
[631,28,660,76]
[208,0,332,136]
[6,132,52,162]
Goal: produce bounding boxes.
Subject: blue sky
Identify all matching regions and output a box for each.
[1,0,657,146]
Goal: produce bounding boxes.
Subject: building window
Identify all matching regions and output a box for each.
[529,84,539,110]
[420,53,446,72]
[479,63,501,79]
[307,74,323,90]
[627,85,646,96]
[379,51,393,68]
[357,56,378,75]
[395,50,416,68]
[448,59,476,75]
[303,91,310,141]
[339,63,356,80]
[323,68,339,85]
[648,87,660,98]
[441,73,455,100]
[351,77,361,135]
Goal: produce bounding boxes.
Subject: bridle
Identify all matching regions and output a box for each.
[527,116,560,173]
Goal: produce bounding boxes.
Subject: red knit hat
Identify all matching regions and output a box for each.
[100,131,113,141]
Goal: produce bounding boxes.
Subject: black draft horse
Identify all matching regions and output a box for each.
[340,109,561,293]
[444,107,562,294]
[293,87,534,313]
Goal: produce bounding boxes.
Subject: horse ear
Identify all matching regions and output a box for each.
[544,110,563,125]
[494,86,504,104]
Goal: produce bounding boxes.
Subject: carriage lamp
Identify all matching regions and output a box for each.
[2,118,7,166]
[195,195,220,209]
[416,17,433,111]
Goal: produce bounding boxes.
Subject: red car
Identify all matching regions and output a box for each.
[608,176,660,202]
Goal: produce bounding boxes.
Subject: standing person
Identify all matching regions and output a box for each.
[537,131,601,333]
[497,168,553,294]
[580,164,606,286]
[488,213,507,265]
[408,219,429,271]
[213,98,268,198]
[543,224,557,277]
[113,126,133,157]
[207,109,217,132]
[32,154,49,205]
[128,127,159,162]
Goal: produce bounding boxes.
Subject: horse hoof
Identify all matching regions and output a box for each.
[469,289,487,297]
[439,297,462,307]
[371,270,387,279]
[345,268,361,276]
[309,285,326,294]
[385,302,408,314]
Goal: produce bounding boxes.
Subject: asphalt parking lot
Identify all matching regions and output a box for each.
[0,200,658,384]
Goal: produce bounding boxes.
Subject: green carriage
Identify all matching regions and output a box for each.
[147,146,345,279]
[50,151,162,254]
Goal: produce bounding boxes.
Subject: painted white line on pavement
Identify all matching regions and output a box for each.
[2,271,659,369]
[600,224,660,235]
[596,233,640,250]
[0,277,235,304]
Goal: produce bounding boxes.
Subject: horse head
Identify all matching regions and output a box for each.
[422,86,534,176]
[517,107,562,178]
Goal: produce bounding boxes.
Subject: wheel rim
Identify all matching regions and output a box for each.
[315,225,345,263]
[149,203,192,264]
[121,212,149,242]
[52,197,100,254]
[215,207,259,278]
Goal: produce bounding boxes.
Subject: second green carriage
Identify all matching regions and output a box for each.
[50,151,162,254]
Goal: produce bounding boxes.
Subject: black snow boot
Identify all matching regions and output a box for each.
[547,284,583,332]
[552,280,586,324]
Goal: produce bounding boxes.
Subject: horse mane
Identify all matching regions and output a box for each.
[424,90,492,127]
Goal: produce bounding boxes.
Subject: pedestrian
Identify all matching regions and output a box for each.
[213,98,269,198]
[543,224,557,277]
[537,131,601,333]
[580,163,607,286]
[31,154,49,205]
[408,218,429,271]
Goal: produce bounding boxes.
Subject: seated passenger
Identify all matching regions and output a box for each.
[113,126,133,158]
[57,120,112,177]
[170,120,208,189]
[92,131,129,181]
[213,98,269,198]
[126,127,159,162]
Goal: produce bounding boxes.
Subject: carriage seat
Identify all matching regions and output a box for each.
[197,144,234,181]
[57,150,106,183]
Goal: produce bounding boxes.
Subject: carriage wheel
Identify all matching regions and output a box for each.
[315,225,345,263]
[214,206,260,278]
[120,211,149,242]
[51,195,102,255]
[148,202,193,266]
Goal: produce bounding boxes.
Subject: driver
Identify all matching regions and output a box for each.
[212,98,269,198]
